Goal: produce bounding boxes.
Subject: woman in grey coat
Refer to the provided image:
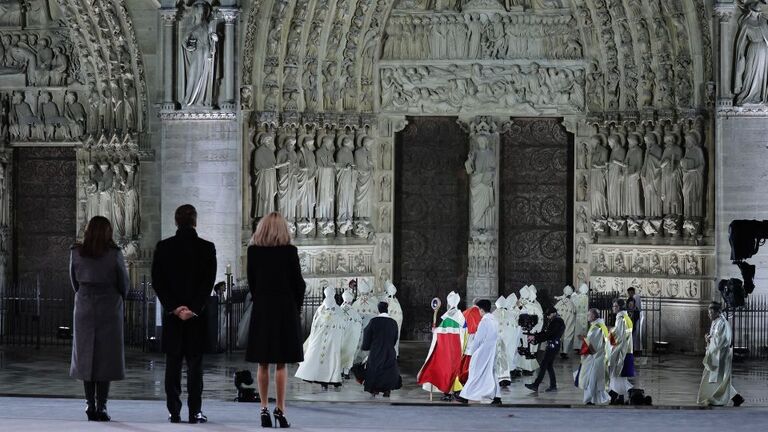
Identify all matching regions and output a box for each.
[70,216,130,421]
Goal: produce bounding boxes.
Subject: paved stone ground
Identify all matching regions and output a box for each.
[1,342,767,407]
[0,396,766,432]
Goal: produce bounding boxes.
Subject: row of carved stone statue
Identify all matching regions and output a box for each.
[251,129,382,238]
[591,251,700,277]
[84,158,140,241]
[1,90,85,141]
[586,128,705,234]
[0,33,71,87]
[382,13,581,60]
[380,64,584,113]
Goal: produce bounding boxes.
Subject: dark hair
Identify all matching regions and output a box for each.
[214,281,226,292]
[709,301,723,313]
[613,298,626,310]
[175,204,198,228]
[79,216,117,258]
[627,287,636,293]
[545,306,558,316]
[476,299,492,313]
[378,301,389,314]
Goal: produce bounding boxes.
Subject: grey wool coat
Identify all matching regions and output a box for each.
[69,246,130,381]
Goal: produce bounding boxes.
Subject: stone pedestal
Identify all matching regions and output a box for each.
[160,114,241,281]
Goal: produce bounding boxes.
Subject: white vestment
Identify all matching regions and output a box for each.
[697,316,738,406]
[516,301,543,371]
[608,311,634,397]
[382,291,403,355]
[555,296,577,353]
[351,293,379,362]
[459,313,500,402]
[340,303,363,374]
[572,291,589,347]
[493,301,521,381]
[295,303,346,384]
[576,319,610,405]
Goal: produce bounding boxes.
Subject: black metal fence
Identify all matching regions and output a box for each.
[588,291,663,358]
[731,295,768,360]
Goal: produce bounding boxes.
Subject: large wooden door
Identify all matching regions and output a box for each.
[394,117,469,340]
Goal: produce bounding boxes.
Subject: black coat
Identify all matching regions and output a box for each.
[151,227,217,355]
[533,315,566,351]
[361,316,402,393]
[245,245,306,364]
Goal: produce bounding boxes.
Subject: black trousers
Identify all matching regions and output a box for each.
[165,352,204,416]
[533,348,557,388]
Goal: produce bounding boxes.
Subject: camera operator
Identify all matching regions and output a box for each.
[524,306,565,393]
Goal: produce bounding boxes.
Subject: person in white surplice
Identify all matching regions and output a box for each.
[575,308,610,405]
[352,280,378,364]
[572,283,590,352]
[295,287,345,390]
[607,299,634,404]
[457,299,502,405]
[493,294,521,387]
[697,301,744,407]
[382,280,403,355]
[517,285,543,374]
[340,290,363,378]
[555,285,577,359]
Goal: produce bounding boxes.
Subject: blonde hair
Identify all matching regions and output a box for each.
[251,212,292,246]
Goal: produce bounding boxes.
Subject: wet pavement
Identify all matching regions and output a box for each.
[1,341,767,407]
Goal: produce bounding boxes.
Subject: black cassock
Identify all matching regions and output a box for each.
[361,316,402,393]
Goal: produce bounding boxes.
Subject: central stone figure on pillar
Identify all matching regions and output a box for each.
[465,134,496,236]
[181,0,219,107]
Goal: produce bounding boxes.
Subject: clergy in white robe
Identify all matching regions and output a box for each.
[340,290,363,376]
[697,302,744,407]
[493,295,521,385]
[352,280,379,363]
[555,285,577,356]
[458,300,501,403]
[517,286,543,373]
[382,280,403,355]
[607,299,634,403]
[295,287,346,388]
[575,308,610,405]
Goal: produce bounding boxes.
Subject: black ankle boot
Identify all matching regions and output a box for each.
[273,408,290,428]
[83,381,97,421]
[95,402,110,421]
[95,381,111,421]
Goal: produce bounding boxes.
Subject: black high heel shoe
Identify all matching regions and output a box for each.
[260,407,272,428]
[273,408,290,428]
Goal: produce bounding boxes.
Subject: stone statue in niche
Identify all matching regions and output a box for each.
[26,0,52,27]
[380,142,392,170]
[64,92,86,138]
[0,162,7,226]
[606,135,626,218]
[34,38,54,86]
[9,91,43,141]
[641,132,663,218]
[98,87,113,133]
[465,134,496,235]
[639,63,655,108]
[316,135,337,235]
[587,62,604,111]
[614,253,627,273]
[276,135,299,225]
[296,134,317,234]
[623,133,644,217]
[575,237,587,263]
[123,158,140,239]
[733,0,768,105]
[354,136,374,233]
[576,173,588,202]
[660,132,684,216]
[252,132,278,219]
[112,162,126,238]
[578,142,589,169]
[631,255,644,273]
[85,163,101,222]
[650,253,662,274]
[0,1,22,27]
[589,134,609,218]
[595,252,609,272]
[336,136,357,234]
[181,0,219,107]
[379,175,391,202]
[668,254,680,275]
[379,206,391,232]
[97,160,114,223]
[322,62,338,111]
[680,131,705,219]
[38,91,64,140]
[381,237,391,263]
[336,253,348,273]
[576,267,587,287]
[50,46,70,86]
[122,79,136,132]
[576,205,588,233]
[685,255,700,275]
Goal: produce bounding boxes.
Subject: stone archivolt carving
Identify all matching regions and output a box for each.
[0,31,78,87]
[379,63,584,114]
[382,11,580,61]
[585,118,707,239]
[248,113,378,239]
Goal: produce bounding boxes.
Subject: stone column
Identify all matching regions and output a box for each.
[714,3,734,100]
[220,8,239,110]
[0,150,11,304]
[160,8,177,110]
[463,116,500,302]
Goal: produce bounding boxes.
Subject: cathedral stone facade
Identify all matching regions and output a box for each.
[0,0,763,352]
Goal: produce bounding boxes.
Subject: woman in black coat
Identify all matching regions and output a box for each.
[70,216,130,422]
[246,212,306,428]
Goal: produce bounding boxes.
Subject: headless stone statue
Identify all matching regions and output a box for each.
[252,133,278,218]
[589,135,609,218]
[680,131,705,219]
[623,133,644,217]
[641,132,663,218]
[606,135,626,218]
[660,133,684,216]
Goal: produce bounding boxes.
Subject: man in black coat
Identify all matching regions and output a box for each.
[152,204,217,424]
[361,302,402,397]
[524,306,565,393]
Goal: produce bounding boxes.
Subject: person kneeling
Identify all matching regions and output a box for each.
[361,302,402,398]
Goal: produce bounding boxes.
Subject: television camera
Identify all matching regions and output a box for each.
[723,220,764,307]
[516,313,539,359]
